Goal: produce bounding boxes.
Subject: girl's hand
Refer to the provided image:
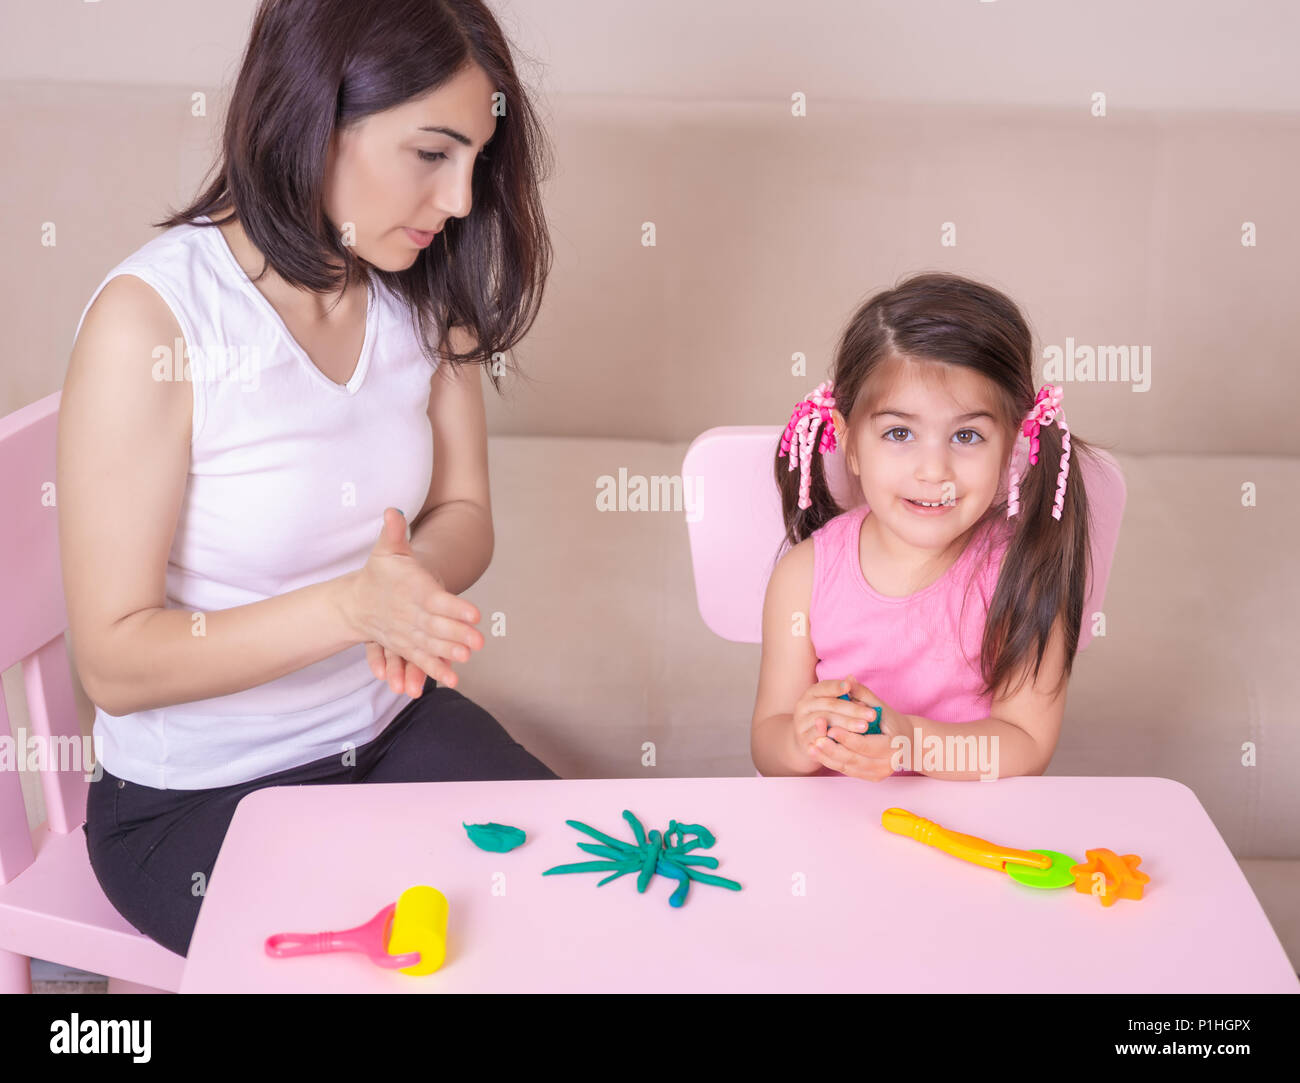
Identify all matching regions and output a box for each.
[841,675,910,742]
[792,677,883,772]
[807,676,906,781]
[366,640,431,698]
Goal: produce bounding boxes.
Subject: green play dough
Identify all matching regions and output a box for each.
[463,821,526,852]
[1006,849,1079,889]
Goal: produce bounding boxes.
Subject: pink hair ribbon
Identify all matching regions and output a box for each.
[1007,383,1070,521]
[779,380,838,510]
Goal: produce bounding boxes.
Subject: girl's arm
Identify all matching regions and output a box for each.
[58,275,366,718]
[751,538,824,776]
[901,616,1070,779]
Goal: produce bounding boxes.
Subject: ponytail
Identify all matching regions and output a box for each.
[977,423,1103,701]
[772,381,844,570]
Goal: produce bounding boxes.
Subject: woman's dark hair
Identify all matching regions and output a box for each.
[774,271,1113,701]
[155,0,552,388]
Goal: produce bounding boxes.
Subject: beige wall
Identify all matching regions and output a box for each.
[3,82,1298,455]
[4,1,1298,451]
[2,0,1298,111]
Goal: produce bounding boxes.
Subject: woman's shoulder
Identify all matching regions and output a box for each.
[76,219,217,322]
[76,227,212,350]
[113,216,218,273]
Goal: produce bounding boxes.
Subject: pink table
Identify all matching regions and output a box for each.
[178,775,1300,993]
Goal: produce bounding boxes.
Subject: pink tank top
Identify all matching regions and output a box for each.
[810,504,1010,739]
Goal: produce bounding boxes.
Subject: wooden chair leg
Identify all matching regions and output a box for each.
[0,949,33,994]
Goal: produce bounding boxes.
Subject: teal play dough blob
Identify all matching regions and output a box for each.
[1006,849,1079,889]
[463,821,526,852]
[838,693,882,734]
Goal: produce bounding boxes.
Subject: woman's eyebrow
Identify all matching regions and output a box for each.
[416,125,495,149]
[871,409,995,422]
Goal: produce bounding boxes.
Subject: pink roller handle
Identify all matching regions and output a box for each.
[264,902,421,969]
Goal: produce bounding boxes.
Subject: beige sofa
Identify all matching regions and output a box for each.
[3,81,1297,973]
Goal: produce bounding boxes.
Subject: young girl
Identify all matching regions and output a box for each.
[751,272,1102,781]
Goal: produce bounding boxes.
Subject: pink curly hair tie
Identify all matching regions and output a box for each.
[1007,383,1071,521]
[779,380,838,510]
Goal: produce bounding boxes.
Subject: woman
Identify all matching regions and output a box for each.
[58,0,556,958]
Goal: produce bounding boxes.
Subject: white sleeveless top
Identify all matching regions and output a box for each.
[72,216,438,789]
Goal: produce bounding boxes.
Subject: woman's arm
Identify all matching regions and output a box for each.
[406,330,494,593]
[750,539,823,777]
[58,275,364,717]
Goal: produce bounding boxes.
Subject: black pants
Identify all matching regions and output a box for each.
[82,678,558,958]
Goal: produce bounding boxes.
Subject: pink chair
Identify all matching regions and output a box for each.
[0,391,183,993]
[682,426,1127,773]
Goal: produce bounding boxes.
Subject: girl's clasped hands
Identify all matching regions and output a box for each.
[794,675,909,781]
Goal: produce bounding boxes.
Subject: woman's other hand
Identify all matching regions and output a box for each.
[343,508,483,689]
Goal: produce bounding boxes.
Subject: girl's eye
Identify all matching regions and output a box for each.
[884,427,984,444]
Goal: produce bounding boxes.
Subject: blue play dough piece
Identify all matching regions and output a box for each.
[654,858,691,907]
[839,693,882,734]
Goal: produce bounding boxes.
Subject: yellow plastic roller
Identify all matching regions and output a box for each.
[388,885,449,975]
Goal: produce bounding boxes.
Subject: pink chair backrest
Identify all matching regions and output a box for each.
[683,425,1126,648]
[0,390,86,886]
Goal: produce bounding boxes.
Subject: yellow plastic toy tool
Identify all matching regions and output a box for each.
[387,885,449,975]
[881,807,1082,889]
[882,807,1048,870]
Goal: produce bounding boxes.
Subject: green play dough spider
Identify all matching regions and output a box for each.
[542,810,742,907]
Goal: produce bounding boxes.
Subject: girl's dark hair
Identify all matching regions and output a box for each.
[774,271,1111,701]
[155,0,552,388]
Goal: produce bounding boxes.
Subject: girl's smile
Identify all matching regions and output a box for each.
[903,496,959,514]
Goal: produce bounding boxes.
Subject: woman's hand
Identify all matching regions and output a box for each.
[802,675,905,781]
[366,640,431,697]
[343,507,483,690]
